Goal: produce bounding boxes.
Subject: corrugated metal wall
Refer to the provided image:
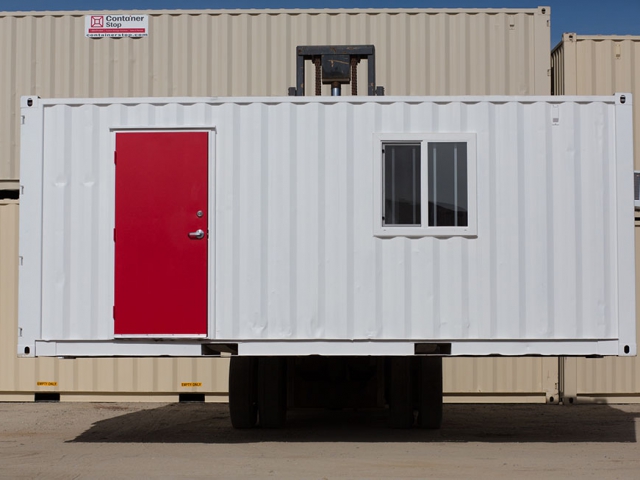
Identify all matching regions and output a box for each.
[0,8,550,181]
[30,99,628,347]
[445,357,558,402]
[550,38,565,95]
[0,8,559,402]
[552,34,640,169]
[575,221,640,401]
[552,34,640,401]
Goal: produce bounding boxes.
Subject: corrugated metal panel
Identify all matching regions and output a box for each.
[574,225,640,396]
[550,40,565,95]
[554,34,640,169]
[23,97,630,348]
[0,201,21,392]
[444,357,558,400]
[212,98,625,342]
[553,34,640,399]
[0,8,551,181]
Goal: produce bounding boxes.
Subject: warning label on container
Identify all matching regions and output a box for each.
[37,381,58,386]
[85,15,148,38]
[181,382,202,387]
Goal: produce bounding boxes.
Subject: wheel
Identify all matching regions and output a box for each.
[417,356,443,429]
[229,356,258,429]
[257,357,287,428]
[388,357,414,429]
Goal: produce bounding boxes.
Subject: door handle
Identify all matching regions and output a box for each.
[188,229,205,240]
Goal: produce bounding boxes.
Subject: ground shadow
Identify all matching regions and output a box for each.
[70,402,640,444]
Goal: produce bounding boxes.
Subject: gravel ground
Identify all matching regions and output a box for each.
[1,402,640,479]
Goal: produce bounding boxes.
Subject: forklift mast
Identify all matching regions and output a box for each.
[288,45,385,97]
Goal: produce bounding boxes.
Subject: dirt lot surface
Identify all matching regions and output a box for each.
[1,402,640,479]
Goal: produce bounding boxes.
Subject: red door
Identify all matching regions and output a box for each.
[114,131,208,336]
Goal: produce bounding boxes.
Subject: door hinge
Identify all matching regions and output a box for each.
[114,151,117,165]
[113,305,115,320]
[113,228,116,242]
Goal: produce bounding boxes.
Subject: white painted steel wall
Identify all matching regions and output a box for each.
[19,96,635,357]
[213,98,630,345]
[0,7,551,181]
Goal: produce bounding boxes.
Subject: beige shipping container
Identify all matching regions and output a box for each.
[552,34,640,169]
[0,197,559,402]
[0,201,230,401]
[0,7,556,402]
[552,34,640,403]
[0,7,551,181]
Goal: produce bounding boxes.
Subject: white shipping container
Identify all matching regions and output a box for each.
[18,94,637,359]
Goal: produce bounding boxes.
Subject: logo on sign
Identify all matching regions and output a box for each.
[85,14,148,38]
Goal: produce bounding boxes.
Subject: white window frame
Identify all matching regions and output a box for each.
[373,133,477,237]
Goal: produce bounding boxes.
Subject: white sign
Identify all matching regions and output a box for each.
[85,14,148,38]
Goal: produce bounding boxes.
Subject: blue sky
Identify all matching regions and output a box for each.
[1,1,638,46]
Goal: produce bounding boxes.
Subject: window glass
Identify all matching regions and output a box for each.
[383,144,421,226]
[374,133,476,237]
[427,142,468,227]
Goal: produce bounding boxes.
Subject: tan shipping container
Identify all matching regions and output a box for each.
[552,34,640,402]
[1,7,556,402]
[0,198,558,402]
[0,7,551,181]
[552,34,640,169]
[0,200,230,401]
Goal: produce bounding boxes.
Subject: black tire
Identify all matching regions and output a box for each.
[388,357,414,429]
[229,356,258,429]
[257,356,287,428]
[417,356,443,429]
